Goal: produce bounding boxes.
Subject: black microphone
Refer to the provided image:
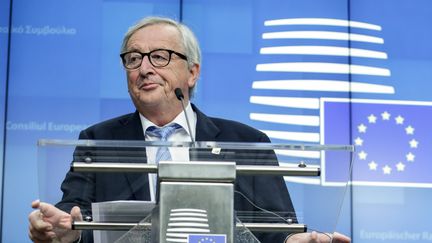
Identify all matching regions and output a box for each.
[174,88,195,143]
[174,88,184,100]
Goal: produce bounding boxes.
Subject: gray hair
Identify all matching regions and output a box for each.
[121,16,201,96]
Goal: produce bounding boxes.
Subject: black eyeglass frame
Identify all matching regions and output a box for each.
[120,48,188,69]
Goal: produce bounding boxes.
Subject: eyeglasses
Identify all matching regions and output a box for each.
[120,48,188,69]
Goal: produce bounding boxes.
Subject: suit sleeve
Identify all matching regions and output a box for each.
[55,130,96,243]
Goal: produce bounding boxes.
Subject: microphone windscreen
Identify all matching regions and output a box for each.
[174,88,184,100]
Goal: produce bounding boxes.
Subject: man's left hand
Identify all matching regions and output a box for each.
[285,231,351,243]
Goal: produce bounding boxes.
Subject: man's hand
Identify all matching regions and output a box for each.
[286,231,351,243]
[28,200,82,243]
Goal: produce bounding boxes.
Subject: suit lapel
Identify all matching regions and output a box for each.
[193,104,220,141]
[190,105,230,161]
[117,111,151,201]
[112,111,145,140]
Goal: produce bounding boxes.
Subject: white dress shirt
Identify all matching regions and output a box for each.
[139,103,197,201]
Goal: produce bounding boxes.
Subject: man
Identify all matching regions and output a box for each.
[28,16,350,243]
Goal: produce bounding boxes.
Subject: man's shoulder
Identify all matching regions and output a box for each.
[193,104,269,142]
[79,112,140,139]
[86,113,136,131]
[208,116,256,131]
[207,116,270,142]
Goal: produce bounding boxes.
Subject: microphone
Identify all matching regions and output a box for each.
[174,88,184,100]
[174,88,195,143]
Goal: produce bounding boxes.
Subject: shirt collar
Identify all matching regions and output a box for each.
[139,102,196,138]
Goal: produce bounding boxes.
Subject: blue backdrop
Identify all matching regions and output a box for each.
[1,0,431,242]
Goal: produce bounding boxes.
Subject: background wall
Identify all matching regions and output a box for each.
[1,0,431,242]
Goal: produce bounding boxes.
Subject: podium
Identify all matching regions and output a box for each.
[37,140,354,243]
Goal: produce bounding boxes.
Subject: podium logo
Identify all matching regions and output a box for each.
[166,208,211,243]
[188,234,227,243]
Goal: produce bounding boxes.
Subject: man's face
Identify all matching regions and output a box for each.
[124,24,199,111]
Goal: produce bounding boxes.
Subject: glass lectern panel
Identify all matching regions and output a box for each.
[37,139,354,243]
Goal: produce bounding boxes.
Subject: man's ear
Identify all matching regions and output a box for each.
[188,63,200,88]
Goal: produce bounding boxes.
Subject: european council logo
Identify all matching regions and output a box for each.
[247,17,432,188]
[249,18,392,175]
[321,98,432,188]
[188,234,226,243]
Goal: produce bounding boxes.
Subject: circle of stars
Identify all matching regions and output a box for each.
[354,111,418,175]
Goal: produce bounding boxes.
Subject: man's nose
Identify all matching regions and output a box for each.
[139,55,154,73]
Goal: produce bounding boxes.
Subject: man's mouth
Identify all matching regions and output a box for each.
[139,82,160,90]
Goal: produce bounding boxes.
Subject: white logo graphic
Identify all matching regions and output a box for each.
[166,208,210,243]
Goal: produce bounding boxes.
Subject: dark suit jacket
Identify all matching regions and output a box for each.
[56,105,296,242]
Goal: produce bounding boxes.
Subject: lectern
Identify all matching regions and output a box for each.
[37,140,354,243]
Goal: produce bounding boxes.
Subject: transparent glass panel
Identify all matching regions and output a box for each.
[115,214,152,243]
[37,139,353,242]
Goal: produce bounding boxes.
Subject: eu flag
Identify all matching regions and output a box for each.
[188,234,226,243]
[321,98,432,187]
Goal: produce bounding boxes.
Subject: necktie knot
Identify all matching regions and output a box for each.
[146,123,182,141]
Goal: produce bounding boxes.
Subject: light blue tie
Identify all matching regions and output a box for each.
[146,123,182,163]
[146,123,182,200]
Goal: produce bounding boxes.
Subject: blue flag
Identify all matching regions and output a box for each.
[321,98,432,187]
[188,234,226,243]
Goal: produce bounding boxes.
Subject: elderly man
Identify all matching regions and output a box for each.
[28,16,350,243]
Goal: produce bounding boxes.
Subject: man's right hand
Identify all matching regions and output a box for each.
[28,200,82,243]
